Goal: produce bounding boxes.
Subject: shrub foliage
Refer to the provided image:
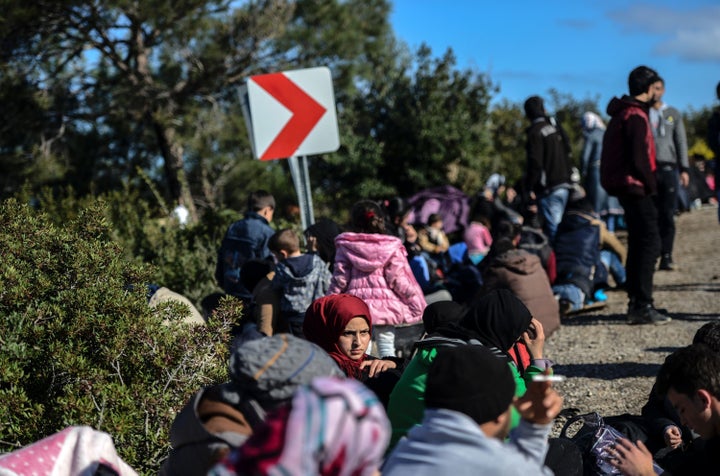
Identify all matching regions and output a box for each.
[0,198,234,474]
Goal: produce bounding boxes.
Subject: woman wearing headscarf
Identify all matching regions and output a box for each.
[209,377,391,476]
[303,294,404,406]
[386,289,552,450]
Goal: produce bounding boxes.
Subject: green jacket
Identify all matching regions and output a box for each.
[386,344,544,451]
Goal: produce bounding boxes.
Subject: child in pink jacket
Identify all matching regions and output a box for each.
[328,200,426,357]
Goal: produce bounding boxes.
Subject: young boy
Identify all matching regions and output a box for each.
[269,228,332,336]
[609,343,720,475]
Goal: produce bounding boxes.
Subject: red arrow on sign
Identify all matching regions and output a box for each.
[251,73,327,161]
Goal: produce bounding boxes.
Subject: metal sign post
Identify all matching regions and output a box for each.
[288,155,315,230]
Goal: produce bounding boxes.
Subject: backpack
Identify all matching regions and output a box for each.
[559,412,663,475]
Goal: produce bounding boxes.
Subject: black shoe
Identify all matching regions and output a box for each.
[559,299,573,317]
[627,305,672,325]
[659,254,674,271]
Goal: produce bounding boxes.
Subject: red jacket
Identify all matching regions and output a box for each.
[600,96,657,197]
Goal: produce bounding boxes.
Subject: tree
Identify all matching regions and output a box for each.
[310,43,496,216]
[0,0,396,222]
[488,100,527,187]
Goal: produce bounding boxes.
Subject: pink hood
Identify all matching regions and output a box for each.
[328,232,425,326]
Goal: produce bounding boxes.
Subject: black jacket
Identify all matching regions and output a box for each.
[524,117,572,198]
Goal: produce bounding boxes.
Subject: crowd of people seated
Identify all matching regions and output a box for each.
[2,177,716,476]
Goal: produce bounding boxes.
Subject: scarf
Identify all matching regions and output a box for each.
[303,294,372,379]
[210,377,390,476]
[422,300,466,335]
[434,289,532,360]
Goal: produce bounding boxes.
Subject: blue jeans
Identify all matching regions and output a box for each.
[552,283,585,311]
[540,187,570,243]
[600,250,626,286]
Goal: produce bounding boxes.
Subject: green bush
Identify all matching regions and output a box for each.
[27,185,235,308]
[0,198,235,474]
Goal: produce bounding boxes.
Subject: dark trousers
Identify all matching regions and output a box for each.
[618,195,661,308]
[655,166,678,257]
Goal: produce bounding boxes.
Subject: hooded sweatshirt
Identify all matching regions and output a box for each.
[482,249,560,337]
[600,96,657,197]
[272,254,332,320]
[382,408,553,476]
[328,232,425,326]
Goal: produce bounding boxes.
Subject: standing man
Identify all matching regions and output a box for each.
[600,66,671,325]
[707,81,720,224]
[215,190,276,303]
[523,95,573,243]
[650,78,689,271]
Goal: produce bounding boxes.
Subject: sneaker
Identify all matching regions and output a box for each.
[559,299,573,316]
[658,254,674,271]
[627,305,672,325]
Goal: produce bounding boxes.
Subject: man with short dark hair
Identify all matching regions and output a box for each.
[650,78,689,271]
[382,344,562,475]
[523,95,573,243]
[216,190,276,302]
[609,344,720,475]
[600,66,671,325]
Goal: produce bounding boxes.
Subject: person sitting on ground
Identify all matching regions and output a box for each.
[303,217,342,270]
[159,334,343,476]
[463,209,493,265]
[551,187,610,315]
[268,228,332,337]
[609,343,720,475]
[591,321,720,474]
[328,200,425,358]
[215,190,276,303]
[209,377,390,476]
[419,300,466,337]
[238,258,282,336]
[479,220,561,338]
[483,173,525,228]
[417,213,451,272]
[303,294,405,407]
[518,224,557,284]
[382,344,563,476]
[386,289,551,450]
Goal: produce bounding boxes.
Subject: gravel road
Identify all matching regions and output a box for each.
[544,205,720,434]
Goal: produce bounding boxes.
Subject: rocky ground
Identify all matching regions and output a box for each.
[545,205,720,435]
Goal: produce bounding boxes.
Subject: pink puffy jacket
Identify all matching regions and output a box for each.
[328,232,426,326]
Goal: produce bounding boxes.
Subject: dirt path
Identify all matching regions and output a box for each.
[545,205,720,422]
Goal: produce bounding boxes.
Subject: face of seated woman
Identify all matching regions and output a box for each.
[338,317,371,360]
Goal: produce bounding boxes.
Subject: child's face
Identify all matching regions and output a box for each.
[667,388,715,439]
[431,220,443,230]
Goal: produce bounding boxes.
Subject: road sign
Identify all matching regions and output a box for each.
[243,67,339,161]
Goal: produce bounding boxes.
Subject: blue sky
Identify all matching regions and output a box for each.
[390,1,720,114]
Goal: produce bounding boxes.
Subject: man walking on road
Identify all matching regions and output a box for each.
[650,78,689,271]
[600,65,671,325]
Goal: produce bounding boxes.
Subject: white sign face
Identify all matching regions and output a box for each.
[243,67,340,161]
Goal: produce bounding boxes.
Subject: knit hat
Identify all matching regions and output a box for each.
[225,334,344,407]
[425,345,515,425]
[524,96,545,120]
